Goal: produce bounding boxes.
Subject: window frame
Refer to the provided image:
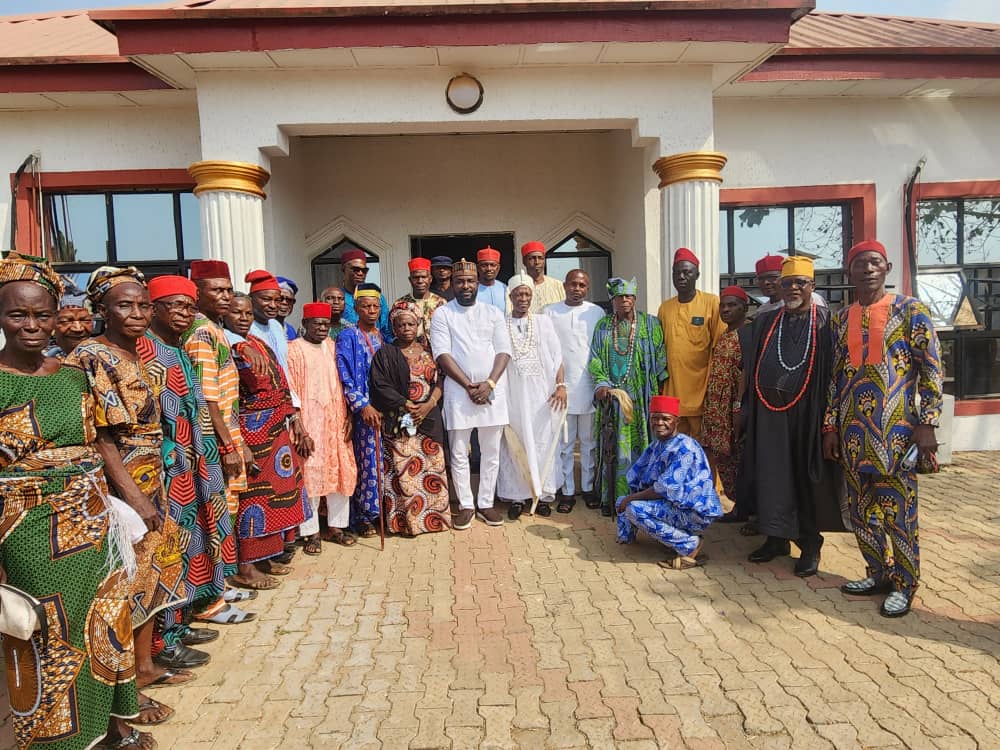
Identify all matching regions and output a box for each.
[311,237,381,300]
[913,181,1000,402]
[545,231,613,303]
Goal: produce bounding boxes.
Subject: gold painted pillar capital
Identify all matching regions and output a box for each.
[652,151,727,190]
[188,160,270,199]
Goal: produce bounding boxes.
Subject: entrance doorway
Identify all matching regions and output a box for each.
[410,232,516,281]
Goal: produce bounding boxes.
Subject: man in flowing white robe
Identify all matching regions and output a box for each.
[545,269,604,511]
[499,272,567,518]
[429,259,512,529]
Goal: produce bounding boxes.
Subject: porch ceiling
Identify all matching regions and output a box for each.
[133,40,778,90]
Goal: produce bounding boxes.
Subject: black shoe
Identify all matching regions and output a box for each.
[274,551,294,565]
[840,577,893,596]
[508,502,523,521]
[154,643,211,669]
[583,492,600,509]
[181,627,219,646]
[600,505,613,517]
[748,538,791,563]
[283,542,297,554]
[794,553,821,577]
[536,503,552,518]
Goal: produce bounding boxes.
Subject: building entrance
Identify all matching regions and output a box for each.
[410,232,516,281]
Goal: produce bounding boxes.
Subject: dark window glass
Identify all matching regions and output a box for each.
[917,199,959,266]
[962,198,1000,265]
[546,233,612,304]
[113,194,177,262]
[44,194,108,264]
[312,238,380,300]
[180,192,202,259]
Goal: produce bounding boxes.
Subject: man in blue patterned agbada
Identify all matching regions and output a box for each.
[616,395,722,569]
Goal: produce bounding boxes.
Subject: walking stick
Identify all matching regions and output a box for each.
[376,436,386,551]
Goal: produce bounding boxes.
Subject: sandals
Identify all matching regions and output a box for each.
[224,587,258,603]
[323,528,357,546]
[229,574,280,591]
[257,560,293,576]
[101,728,157,750]
[303,536,322,555]
[739,522,759,537]
[141,668,195,689]
[536,503,552,517]
[133,695,174,726]
[556,497,575,514]
[358,521,378,538]
[658,540,706,570]
[194,603,257,625]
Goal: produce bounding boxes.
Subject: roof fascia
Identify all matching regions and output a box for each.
[742,53,1000,82]
[0,62,173,93]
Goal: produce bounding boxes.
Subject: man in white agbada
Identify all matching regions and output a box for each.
[499,272,567,519]
[545,269,604,513]
[429,259,512,530]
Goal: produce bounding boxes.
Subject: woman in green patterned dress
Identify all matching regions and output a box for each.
[0,253,149,749]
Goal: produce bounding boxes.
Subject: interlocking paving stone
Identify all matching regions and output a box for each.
[1,452,998,748]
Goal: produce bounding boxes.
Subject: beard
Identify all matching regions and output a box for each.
[785,298,804,311]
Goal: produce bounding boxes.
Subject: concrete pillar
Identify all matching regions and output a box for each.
[652,151,727,296]
[188,160,270,287]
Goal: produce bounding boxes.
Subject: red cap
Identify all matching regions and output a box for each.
[477,246,501,263]
[302,302,332,320]
[189,260,231,281]
[148,275,197,302]
[673,247,699,267]
[720,285,749,303]
[520,241,545,258]
[847,239,887,267]
[245,269,281,294]
[408,257,432,272]
[755,254,784,275]
[340,249,366,265]
[649,395,680,416]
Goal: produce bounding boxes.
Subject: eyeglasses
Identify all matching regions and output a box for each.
[779,278,812,290]
[155,300,198,314]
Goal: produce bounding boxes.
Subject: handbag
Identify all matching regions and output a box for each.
[0,583,48,649]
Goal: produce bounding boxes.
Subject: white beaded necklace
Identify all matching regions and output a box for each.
[775,309,813,372]
[507,313,536,360]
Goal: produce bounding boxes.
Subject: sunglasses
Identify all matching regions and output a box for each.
[779,278,812,290]
[348,266,370,275]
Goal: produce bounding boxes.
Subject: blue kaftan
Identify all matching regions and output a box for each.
[616,433,723,556]
[341,288,393,342]
[336,325,384,527]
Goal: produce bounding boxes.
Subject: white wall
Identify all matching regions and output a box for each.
[715,97,1000,288]
[276,131,638,304]
[0,107,201,248]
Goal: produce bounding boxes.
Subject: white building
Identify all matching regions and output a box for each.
[1,1,998,450]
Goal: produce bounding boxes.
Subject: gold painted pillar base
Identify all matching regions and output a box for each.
[188,160,271,285]
[652,151,727,296]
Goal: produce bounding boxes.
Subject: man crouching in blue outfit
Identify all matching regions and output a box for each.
[616,394,722,569]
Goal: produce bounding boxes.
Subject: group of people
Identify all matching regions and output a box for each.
[0,230,942,749]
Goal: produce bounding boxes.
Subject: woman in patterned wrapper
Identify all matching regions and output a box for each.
[0,253,149,750]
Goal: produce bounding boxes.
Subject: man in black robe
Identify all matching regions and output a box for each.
[740,255,844,577]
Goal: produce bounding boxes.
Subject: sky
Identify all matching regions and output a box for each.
[5,0,1000,21]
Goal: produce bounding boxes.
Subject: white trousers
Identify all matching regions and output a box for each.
[559,412,596,496]
[300,492,351,536]
[449,426,503,510]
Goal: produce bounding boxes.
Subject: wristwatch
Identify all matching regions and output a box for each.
[486,379,497,390]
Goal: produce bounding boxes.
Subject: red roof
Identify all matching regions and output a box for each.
[0,11,121,64]
[787,11,1000,55]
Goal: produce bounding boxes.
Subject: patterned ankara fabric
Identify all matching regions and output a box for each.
[396,292,447,352]
[231,336,308,563]
[336,325,384,528]
[66,339,187,628]
[285,337,358,500]
[0,252,63,298]
[369,342,451,536]
[528,275,566,313]
[182,314,246,513]
[826,294,942,594]
[588,312,667,512]
[328,319,354,341]
[43,343,67,360]
[825,294,943,476]
[0,368,139,750]
[615,433,722,556]
[701,326,746,499]
[137,333,237,646]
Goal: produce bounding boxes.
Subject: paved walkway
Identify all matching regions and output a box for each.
[3,452,999,749]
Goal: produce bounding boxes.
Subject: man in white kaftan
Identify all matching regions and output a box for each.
[545,269,604,509]
[499,273,566,518]
[429,259,512,529]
